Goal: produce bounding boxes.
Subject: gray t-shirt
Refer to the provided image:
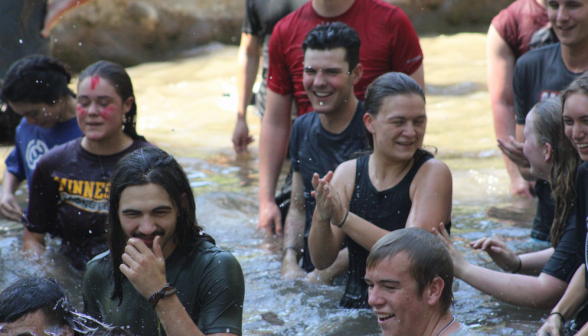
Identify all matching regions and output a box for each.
[446,323,478,336]
[0,0,50,78]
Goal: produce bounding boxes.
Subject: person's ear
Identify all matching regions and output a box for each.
[426,277,445,307]
[545,143,553,163]
[364,112,375,134]
[351,63,364,85]
[123,96,134,115]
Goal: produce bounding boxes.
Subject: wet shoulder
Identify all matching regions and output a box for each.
[414,157,452,184]
[84,251,112,286]
[272,1,310,34]
[192,241,242,269]
[292,111,319,132]
[35,137,81,168]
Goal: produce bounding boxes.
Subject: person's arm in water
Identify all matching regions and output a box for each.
[257,89,293,236]
[120,237,238,336]
[487,24,532,197]
[309,159,452,269]
[434,223,567,309]
[537,265,588,336]
[232,33,261,154]
[282,171,307,279]
[470,237,553,275]
[0,171,23,221]
[42,0,94,37]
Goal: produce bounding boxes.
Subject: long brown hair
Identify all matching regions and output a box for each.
[531,98,580,247]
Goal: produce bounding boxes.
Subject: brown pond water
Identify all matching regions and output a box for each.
[0,33,552,335]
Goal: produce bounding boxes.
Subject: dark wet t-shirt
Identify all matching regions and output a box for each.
[576,163,588,286]
[26,138,154,270]
[0,0,50,78]
[289,102,368,271]
[541,212,580,283]
[83,241,245,336]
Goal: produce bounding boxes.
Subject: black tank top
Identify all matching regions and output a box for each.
[341,152,438,308]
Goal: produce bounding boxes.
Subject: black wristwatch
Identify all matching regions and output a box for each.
[148,283,178,309]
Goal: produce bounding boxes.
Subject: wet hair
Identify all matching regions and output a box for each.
[107,147,215,304]
[78,61,145,141]
[0,55,74,105]
[561,71,588,110]
[0,277,132,336]
[529,98,580,247]
[0,277,70,325]
[302,22,361,70]
[362,72,433,159]
[366,228,454,314]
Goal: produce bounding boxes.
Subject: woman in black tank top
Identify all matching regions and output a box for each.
[308,73,453,308]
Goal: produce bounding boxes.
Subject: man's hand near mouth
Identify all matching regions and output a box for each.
[120,236,167,299]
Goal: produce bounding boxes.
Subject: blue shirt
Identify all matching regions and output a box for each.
[5,117,82,190]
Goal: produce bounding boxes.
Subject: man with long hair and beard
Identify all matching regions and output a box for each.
[83,147,245,336]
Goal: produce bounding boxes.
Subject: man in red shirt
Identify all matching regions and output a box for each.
[488,0,554,198]
[257,0,425,235]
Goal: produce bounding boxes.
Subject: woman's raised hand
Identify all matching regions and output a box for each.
[312,172,334,222]
[470,237,520,272]
[432,222,468,278]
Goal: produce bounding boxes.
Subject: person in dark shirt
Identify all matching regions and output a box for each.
[281,22,367,283]
[488,0,556,198]
[0,277,134,336]
[537,73,588,336]
[231,0,306,154]
[308,73,452,308]
[24,61,153,270]
[435,98,582,311]
[0,56,82,222]
[83,147,245,336]
[499,0,588,242]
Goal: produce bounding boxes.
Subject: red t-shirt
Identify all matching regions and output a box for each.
[491,0,549,59]
[267,0,423,115]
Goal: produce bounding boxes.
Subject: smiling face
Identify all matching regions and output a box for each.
[76,76,133,142]
[8,100,67,129]
[563,92,588,161]
[547,0,588,47]
[302,47,361,114]
[364,95,426,161]
[523,110,552,178]
[365,252,433,336]
[118,183,179,259]
[0,310,72,336]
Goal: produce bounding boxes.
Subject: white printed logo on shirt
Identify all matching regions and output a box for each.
[26,139,49,170]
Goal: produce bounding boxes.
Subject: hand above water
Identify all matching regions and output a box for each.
[0,191,23,222]
[258,201,282,236]
[498,136,530,168]
[232,116,254,155]
[311,172,346,226]
[120,237,167,299]
[432,222,469,278]
[470,237,520,272]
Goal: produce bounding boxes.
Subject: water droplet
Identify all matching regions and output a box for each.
[89,230,93,234]
[319,102,323,105]
[19,39,23,44]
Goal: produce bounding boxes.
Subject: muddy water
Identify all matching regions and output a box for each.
[0,33,553,335]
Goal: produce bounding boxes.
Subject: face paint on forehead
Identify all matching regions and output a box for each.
[90,76,100,90]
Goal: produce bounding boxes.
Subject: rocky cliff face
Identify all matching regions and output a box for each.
[52,0,515,70]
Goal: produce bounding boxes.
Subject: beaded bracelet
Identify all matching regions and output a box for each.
[148,283,177,309]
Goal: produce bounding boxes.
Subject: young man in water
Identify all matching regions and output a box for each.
[0,277,132,336]
[83,147,245,336]
[501,0,588,241]
[281,22,367,282]
[365,228,477,336]
[257,0,424,236]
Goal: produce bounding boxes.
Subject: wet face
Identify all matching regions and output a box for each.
[118,183,178,259]
[302,48,361,114]
[365,253,433,336]
[0,310,72,336]
[8,100,67,129]
[523,110,552,178]
[563,92,588,161]
[547,0,588,47]
[76,76,133,142]
[364,95,426,161]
